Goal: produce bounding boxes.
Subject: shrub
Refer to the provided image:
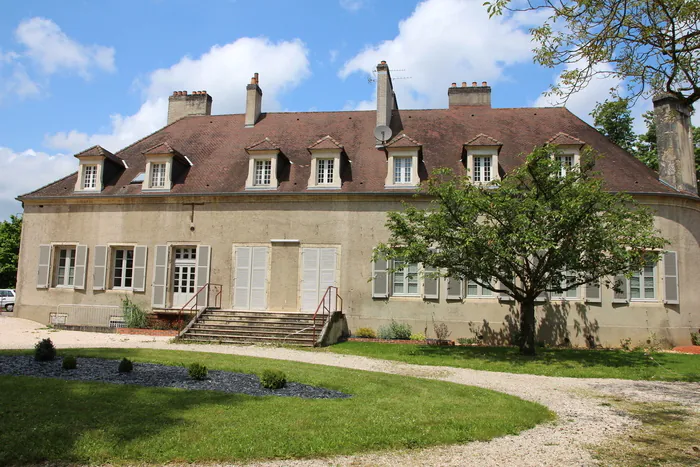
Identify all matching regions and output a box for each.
[260,369,287,389]
[391,321,412,340]
[458,337,477,345]
[118,358,133,373]
[355,327,376,339]
[121,296,148,329]
[433,322,451,341]
[62,356,77,370]
[188,363,208,380]
[34,338,56,361]
[410,333,426,341]
[620,337,633,351]
[691,330,700,346]
[377,324,394,340]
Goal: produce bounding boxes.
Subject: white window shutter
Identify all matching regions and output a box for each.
[151,245,168,307]
[234,247,252,309]
[423,265,439,300]
[585,280,601,303]
[250,247,268,310]
[446,276,464,300]
[319,248,337,309]
[612,275,628,303]
[37,244,51,289]
[195,245,211,307]
[663,251,679,304]
[372,258,389,298]
[73,245,88,290]
[302,248,320,312]
[132,245,148,292]
[92,245,108,291]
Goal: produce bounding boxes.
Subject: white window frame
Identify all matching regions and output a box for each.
[53,246,77,288]
[111,247,135,290]
[254,159,272,186]
[466,279,495,298]
[150,162,167,188]
[245,151,279,190]
[385,148,420,188]
[308,149,342,189]
[82,165,97,189]
[391,260,420,297]
[630,259,658,301]
[143,155,173,191]
[74,157,105,192]
[465,148,499,185]
[317,159,335,185]
[551,146,580,178]
[550,269,579,300]
[393,157,413,184]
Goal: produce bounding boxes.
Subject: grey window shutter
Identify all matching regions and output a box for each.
[152,245,168,308]
[612,275,628,303]
[37,244,51,289]
[446,276,464,300]
[132,245,148,292]
[372,258,389,298]
[92,245,108,291]
[73,245,88,290]
[195,245,211,307]
[663,251,679,304]
[422,265,439,300]
[585,280,601,303]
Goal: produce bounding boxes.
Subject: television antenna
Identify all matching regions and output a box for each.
[367,68,412,84]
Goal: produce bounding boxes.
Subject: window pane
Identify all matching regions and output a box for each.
[483,157,491,182]
[467,281,478,296]
[473,157,481,182]
[254,160,272,186]
[393,158,412,183]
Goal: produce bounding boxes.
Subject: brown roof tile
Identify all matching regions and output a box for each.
[465,133,503,146]
[20,106,681,199]
[143,142,177,155]
[308,135,344,150]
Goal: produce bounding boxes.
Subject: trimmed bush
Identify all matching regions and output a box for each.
[260,369,286,389]
[355,327,376,339]
[34,338,56,361]
[62,356,77,370]
[188,363,208,380]
[691,330,700,346]
[409,333,426,341]
[378,320,413,340]
[121,296,148,329]
[118,358,133,373]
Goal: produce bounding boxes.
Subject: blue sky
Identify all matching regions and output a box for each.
[0,0,683,220]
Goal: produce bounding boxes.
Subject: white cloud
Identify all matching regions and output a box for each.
[339,0,364,12]
[15,17,115,78]
[0,147,76,220]
[340,0,535,109]
[329,49,339,64]
[46,37,311,154]
[2,64,40,99]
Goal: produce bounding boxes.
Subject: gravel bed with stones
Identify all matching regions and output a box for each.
[0,355,351,399]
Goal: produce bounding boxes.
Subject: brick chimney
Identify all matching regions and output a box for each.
[375,61,396,131]
[652,93,697,194]
[448,81,491,108]
[167,91,212,125]
[245,73,263,128]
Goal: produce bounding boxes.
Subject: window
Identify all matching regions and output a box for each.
[551,270,578,299]
[631,259,656,300]
[254,159,272,186]
[393,157,413,184]
[150,163,167,188]
[473,156,492,183]
[392,260,419,296]
[466,280,493,297]
[112,248,134,289]
[317,159,334,185]
[557,155,574,177]
[54,247,76,287]
[82,165,97,189]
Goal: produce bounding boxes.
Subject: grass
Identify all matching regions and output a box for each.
[592,398,700,466]
[309,342,700,381]
[0,348,553,465]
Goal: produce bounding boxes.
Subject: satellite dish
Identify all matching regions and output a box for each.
[374,125,393,144]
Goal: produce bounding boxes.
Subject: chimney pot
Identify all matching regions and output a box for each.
[167,89,213,124]
[380,60,386,65]
[451,82,457,87]
[448,82,492,108]
[472,82,477,87]
[482,81,487,86]
[461,82,467,87]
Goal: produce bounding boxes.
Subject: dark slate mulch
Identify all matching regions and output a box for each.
[0,355,351,399]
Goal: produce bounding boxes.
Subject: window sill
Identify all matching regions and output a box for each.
[107,288,134,293]
[389,295,422,301]
[307,186,342,190]
[51,286,75,291]
[142,187,170,192]
[245,186,277,191]
[384,184,419,190]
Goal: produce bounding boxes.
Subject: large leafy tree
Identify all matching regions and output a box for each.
[486,0,700,106]
[590,98,637,152]
[376,146,666,355]
[0,215,22,289]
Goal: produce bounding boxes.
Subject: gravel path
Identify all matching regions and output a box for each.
[2,316,698,467]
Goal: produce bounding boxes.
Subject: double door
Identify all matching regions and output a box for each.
[172,248,197,307]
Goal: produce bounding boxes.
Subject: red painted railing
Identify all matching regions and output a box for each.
[312,286,342,343]
[177,283,222,331]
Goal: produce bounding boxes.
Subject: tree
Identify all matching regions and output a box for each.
[375,146,666,355]
[590,98,637,152]
[486,0,700,106]
[634,111,659,170]
[0,215,22,289]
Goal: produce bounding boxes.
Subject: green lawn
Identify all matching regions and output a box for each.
[311,342,700,381]
[0,348,552,465]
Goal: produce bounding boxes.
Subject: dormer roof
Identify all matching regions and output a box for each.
[74,145,124,166]
[464,133,503,147]
[308,135,344,151]
[385,133,421,148]
[547,132,586,148]
[142,141,190,165]
[245,137,280,152]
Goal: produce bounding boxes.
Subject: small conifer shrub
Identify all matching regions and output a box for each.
[260,369,287,389]
[62,356,77,370]
[34,338,56,361]
[188,363,208,380]
[118,358,134,373]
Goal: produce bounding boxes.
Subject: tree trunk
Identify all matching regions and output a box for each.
[519,299,537,356]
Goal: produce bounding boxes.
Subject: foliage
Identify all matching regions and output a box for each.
[62,356,77,370]
[458,337,478,346]
[121,297,148,329]
[409,333,426,341]
[355,327,376,339]
[259,369,287,389]
[634,111,658,169]
[591,98,636,152]
[433,321,451,341]
[620,338,633,352]
[376,146,666,354]
[118,358,133,373]
[377,320,412,340]
[188,363,208,380]
[34,338,56,362]
[691,330,700,346]
[486,0,700,106]
[0,215,21,289]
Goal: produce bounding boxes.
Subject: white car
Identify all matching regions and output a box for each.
[0,289,15,312]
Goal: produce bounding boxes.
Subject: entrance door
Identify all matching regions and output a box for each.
[301,248,337,312]
[172,247,197,307]
[234,246,268,310]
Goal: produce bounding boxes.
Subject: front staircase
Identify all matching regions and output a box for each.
[179,310,322,346]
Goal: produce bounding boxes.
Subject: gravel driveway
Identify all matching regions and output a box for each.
[2,316,698,467]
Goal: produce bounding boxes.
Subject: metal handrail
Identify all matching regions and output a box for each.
[177,283,222,331]
[312,286,343,342]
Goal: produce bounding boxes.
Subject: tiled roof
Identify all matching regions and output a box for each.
[464,133,503,146]
[74,145,123,165]
[308,135,344,150]
[21,106,678,198]
[385,133,421,148]
[547,132,586,146]
[245,137,280,152]
[143,142,177,155]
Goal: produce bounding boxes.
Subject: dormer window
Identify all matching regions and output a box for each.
[307,135,343,189]
[317,159,335,185]
[142,142,190,192]
[82,165,98,190]
[254,159,273,186]
[556,154,574,177]
[547,133,585,177]
[384,134,421,189]
[245,138,281,190]
[393,157,413,184]
[472,156,492,183]
[73,145,125,193]
[150,163,167,188]
[464,134,502,185]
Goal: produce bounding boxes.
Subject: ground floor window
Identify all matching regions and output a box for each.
[630,259,656,300]
[551,270,578,299]
[392,260,419,296]
[112,248,134,289]
[54,247,76,287]
[466,280,493,297]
